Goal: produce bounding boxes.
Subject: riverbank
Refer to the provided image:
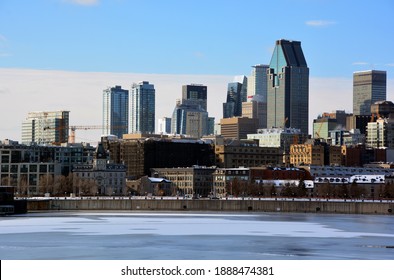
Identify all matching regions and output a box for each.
[25,198,394,215]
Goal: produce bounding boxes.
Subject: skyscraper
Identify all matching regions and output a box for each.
[102,85,129,139]
[171,100,208,138]
[247,64,269,101]
[353,70,387,115]
[130,81,155,134]
[267,39,309,134]
[182,84,207,111]
[223,76,247,118]
[22,110,70,145]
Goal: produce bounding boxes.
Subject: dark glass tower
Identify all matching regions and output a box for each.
[130,81,155,134]
[102,86,129,138]
[182,84,207,111]
[267,39,309,135]
[223,76,247,118]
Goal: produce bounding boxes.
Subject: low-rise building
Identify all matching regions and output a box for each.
[72,143,126,195]
[212,167,249,197]
[151,166,216,197]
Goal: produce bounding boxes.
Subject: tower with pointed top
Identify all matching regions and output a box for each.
[267,39,309,135]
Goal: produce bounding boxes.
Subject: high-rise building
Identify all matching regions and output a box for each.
[157,117,172,134]
[353,70,387,116]
[182,84,207,111]
[102,85,129,139]
[22,110,70,145]
[267,39,309,135]
[130,81,155,134]
[242,95,267,128]
[171,102,208,138]
[247,64,269,101]
[223,76,247,118]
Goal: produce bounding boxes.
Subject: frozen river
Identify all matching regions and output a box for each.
[1,211,394,259]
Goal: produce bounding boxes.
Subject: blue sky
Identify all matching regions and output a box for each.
[0,0,394,142]
[1,0,393,77]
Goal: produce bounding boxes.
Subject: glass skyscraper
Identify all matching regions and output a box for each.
[353,70,387,116]
[267,39,309,135]
[182,84,207,111]
[102,85,129,139]
[223,76,247,119]
[130,81,155,134]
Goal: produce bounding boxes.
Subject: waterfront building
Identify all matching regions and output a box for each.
[130,81,155,134]
[22,110,70,145]
[117,136,215,178]
[223,76,247,118]
[0,139,95,195]
[102,85,129,139]
[220,117,258,140]
[212,167,250,198]
[353,70,386,116]
[72,143,126,195]
[150,166,216,197]
[290,140,342,167]
[267,39,309,135]
[157,117,172,134]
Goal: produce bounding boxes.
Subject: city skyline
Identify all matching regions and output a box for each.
[0,0,394,142]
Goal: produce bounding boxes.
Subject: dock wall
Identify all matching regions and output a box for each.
[26,199,394,215]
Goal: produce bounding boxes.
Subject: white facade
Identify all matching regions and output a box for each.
[247,127,303,152]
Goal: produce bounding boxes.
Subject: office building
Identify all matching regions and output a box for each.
[220,117,258,140]
[242,95,267,128]
[371,100,394,118]
[267,39,309,134]
[171,84,211,138]
[157,117,172,134]
[130,81,155,134]
[247,64,269,101]
[102,85,129,139]
[22,110,70,145]
[171,102,208,138]
[182,84,207,111]
[223,76,247,118]
[353,70,386,116]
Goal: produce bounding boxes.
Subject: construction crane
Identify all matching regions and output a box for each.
[44,125,128,144]
[314,121,324,139]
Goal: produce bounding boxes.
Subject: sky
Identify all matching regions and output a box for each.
[0,0,394,143]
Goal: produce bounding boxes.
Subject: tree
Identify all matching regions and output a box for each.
[38,174,54,196]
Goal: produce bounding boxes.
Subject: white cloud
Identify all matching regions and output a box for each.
[386,63,394,67]
[305,20,336,27]
[63,0,99,6]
